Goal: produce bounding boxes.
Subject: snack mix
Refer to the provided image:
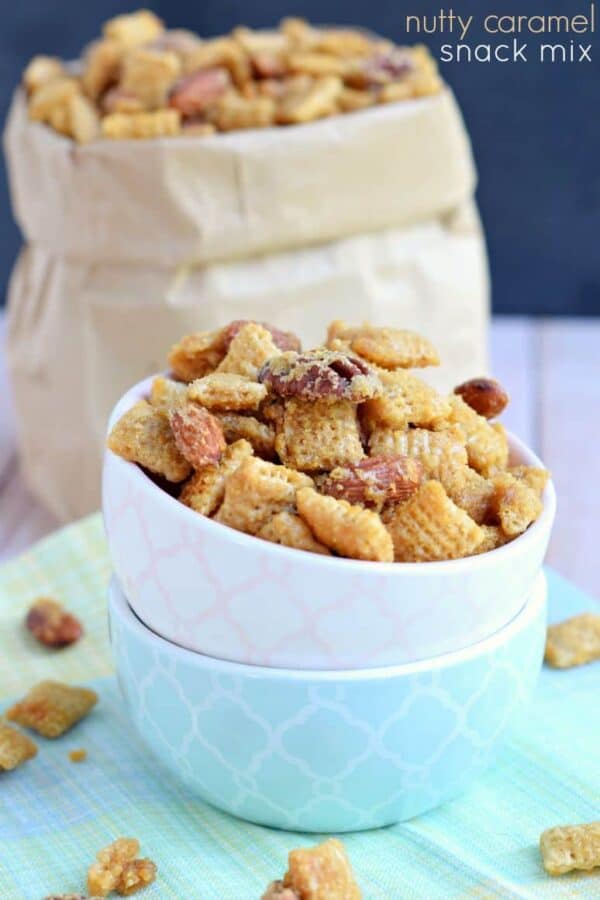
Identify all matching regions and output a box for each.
[262,838,361,900]
[23,9,442,143]
[108,319,549,563]
[87,838,157,897]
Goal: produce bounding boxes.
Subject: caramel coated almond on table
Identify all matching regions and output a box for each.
[25,597,83,648]
[319,455,423,508]
[454,377,509,419]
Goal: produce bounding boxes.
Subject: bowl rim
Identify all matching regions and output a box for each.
[109,570,546,681]
[104,375,557,576]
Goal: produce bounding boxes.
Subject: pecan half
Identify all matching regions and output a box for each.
[258,350,381,402]
[454,377,509,419]
[222,319,301,353]
[25,598,83,648]
[169,402,226,469]
[169,67,230,116]
[319,455,423,508]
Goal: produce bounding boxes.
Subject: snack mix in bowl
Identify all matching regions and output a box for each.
[107,319,549,564]
[23,9,442,143]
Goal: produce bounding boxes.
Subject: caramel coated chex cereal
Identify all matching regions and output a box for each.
[188,372,267,411]
[216,456,312,534]
[217,323,281,379]
[362,370,450,431]
[369,426,467,478]
[180,439,253,516]
[447,395,509,474]
[283,838,362,900]
[107,400,191,481]
[276,398,364,472]
[540,822,600,876]
[384,480,484,562]
[489,471,542,537]
[296,487,393,562]
[7,681,98,738]
[88,836,157,896]
[329,321,439,369]
[545,613,600,669]
[257,511,330,555]
[149,375,187,414]
[0,720,38,770]
[168,328,228,381]
[215,412,276,459]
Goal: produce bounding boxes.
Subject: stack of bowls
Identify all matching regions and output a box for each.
[103,376,556,833]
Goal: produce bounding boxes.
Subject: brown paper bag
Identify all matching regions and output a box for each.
[4,86,489,521]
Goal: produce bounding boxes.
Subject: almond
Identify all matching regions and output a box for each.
[454,377,509,419]
[169,402,226,469]
[319,455,423,508]
[25,598,83,648]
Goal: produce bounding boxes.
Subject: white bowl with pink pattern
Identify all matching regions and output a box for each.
[102,376,556,671]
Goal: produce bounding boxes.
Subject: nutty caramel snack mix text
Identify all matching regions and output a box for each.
[107,318,548,562]
[24,11,443,143]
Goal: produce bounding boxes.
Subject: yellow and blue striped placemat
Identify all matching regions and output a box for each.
[0,514,598,899]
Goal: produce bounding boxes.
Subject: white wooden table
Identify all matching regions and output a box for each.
[1,315,598,599]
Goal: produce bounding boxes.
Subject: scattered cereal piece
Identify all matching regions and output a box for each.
[188,372,267,411]
[7,681,98,738]
[362,370,450,431]
[215,413,276,459]
[103,10,164,47]
[69,748,87,763]
[216,457,312,535]
[296,487,393,562]
[262,882,300,900]
[102,109,181,139]
[545,613,600,669]
[384,480,484,562]
[180,439,253,516]
[149,375,187,414]
[107,400,191,482]
[0,720,37,771]
[217,323,282,379]
[88,837,157,897]
[540,822,600,876]
[257,511,330,554]
[283,838,362,900]
[454,377,509,419]
[489,472,542,537]
[276,398,365,472]
[447,395,509,474]
[169,402,226,469]
[25,597,83,648]
[260,349,381,403]
[319,455,423,509]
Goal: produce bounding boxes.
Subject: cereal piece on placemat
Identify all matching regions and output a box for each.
[7,681,98,738]
[0,720,37,771]
[169,402,226,469]
[384,480,484,562]
[318,455,423,509]
[107,400,191,481]
[215,413,276,459]
[149,376,187,414]
[362,370,450,431]
[25,597,83,648]
[447,395,509,474]
[257,511,330,555]
[217,323,281,379]
[102,109,181,139]
[276,398,364,472]
[369,426,467,479]
[489,472,542,537]
[540,822,600,875]
[262,882,300,900]
[296,487,393,562]
[69,748,87,763]
[216,457,312,534]
[180,439,253,516]
[88,837,157,896]
[188,372,267,411]
[168,329,228,381]
[545,613,600,669]
[283,838,362,900]
[259,349,380,403]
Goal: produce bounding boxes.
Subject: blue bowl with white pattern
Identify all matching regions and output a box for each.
[109,572,546,833]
